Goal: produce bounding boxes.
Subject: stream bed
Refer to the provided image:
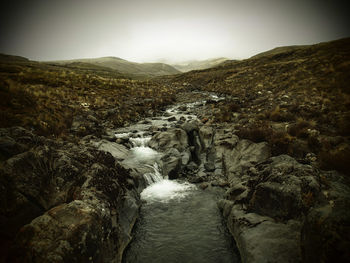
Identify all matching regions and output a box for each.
[118,93,240,262]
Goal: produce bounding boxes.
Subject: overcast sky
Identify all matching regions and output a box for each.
[0,0,349,63]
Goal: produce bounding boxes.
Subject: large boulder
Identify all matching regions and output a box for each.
[301,170,350,263]
[224,139,270,184]
[219,201,302,263]
[0,128,141,262]
[247,155,321,220]
[92,139,129,161]
[149,128,188,152]
[219,154,325,262]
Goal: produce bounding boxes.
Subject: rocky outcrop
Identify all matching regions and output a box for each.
[219,154,350,263]
[0,127,141,262]
[301,170,350,262]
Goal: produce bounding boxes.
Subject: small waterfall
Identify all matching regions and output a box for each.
[128,135,159,163]
[129,136,151,147]
[143,163,163,185]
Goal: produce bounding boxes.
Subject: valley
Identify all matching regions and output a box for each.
[0,37,350,263]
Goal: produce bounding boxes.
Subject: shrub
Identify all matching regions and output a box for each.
[236,121,272,143]
[288,118,315,138]
[268,131,294,156]
[268,105,295,122]
[319,144,350,175]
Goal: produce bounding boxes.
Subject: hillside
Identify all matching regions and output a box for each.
[49,56,180,78]
[168,37,350,173]
[172,57,229,72]
[0,55,179,138]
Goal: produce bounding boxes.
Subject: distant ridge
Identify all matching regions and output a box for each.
[49,56,180,77]
[250,45,309,59]
[0,53,29,62]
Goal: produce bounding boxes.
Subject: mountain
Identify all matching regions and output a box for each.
[171,57,229,72]
[49,56,180,78]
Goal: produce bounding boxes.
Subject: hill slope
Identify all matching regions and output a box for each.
[168,37,350,173]
[49,56,180,78]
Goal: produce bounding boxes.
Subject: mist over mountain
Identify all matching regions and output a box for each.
[171,57,229,72]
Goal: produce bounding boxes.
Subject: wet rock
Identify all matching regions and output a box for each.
[139,119,151,124]
[181,150,191,166]
[181,120,199,134]
[199,126,214,151]
[92,140,129,161]
[167,116,177,122]
[149,128,188,152]
[179,105,187,111]
[186,161,198,171]
[161,148,182,179]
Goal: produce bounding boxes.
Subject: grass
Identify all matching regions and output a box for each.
[0,58,180,137]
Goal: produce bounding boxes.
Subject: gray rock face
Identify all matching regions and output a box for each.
[0,128,141,263]
[92,139,129,161]
[220,201,302,263]
[223,139,270,184]
[301,170,350,263]
[219,152,350,263]
[149,128,188,152]
[248,155,319,219]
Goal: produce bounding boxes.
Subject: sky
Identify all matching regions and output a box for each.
[0,0,349,63]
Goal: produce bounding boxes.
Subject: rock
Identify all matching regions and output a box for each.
[167,116,177,122]
[199,126,214,151]
[224,139,270,184]
[221,204,302,263]
[180,120,199,134]
[0,127,140,262]
[0,135,27,159]
[219,153,341,262]
[204,161,215,172]
[161,148,182,179]
[248,155,320,219]
[181,150,191,166]
[301,170,350,263]
[92,140,129,161]
[186,161,198,171]
[139,119,151,124]
[149,128,188,152]
[211,180,229,187]
[191,130,203,163]
[179,105,187,111]
[199,182,209,190]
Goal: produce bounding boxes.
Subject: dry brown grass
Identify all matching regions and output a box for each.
[0,59,179,137]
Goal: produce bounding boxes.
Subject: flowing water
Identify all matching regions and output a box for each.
[123,179,239,263]
[122,140,239,263]
[119,93,239,262]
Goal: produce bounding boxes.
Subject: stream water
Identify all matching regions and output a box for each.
[119,93,240,262]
